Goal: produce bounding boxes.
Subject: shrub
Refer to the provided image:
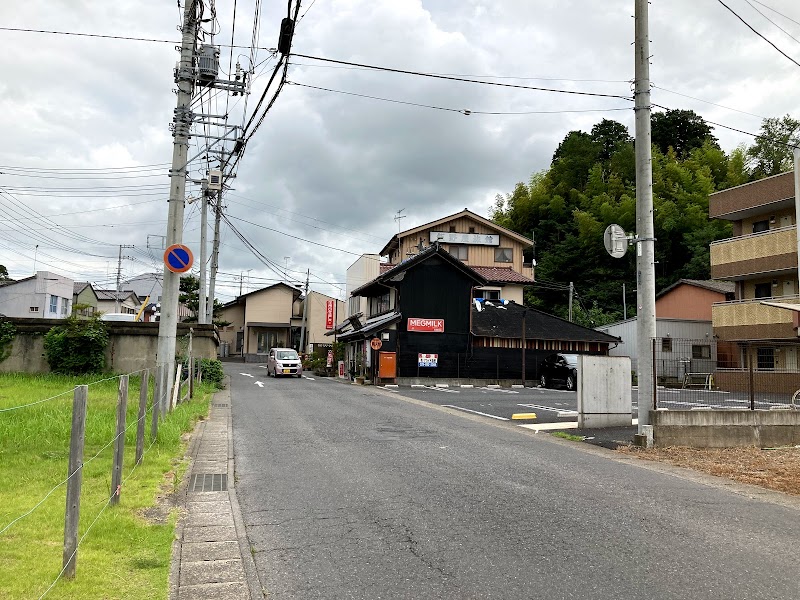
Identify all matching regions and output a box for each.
[43,314,108,374]
[199,358,225,388]
[0,319,15,363]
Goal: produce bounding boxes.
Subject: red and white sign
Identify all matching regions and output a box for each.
[325,300,335,329]
[418,353,438,367]
[407,318,444,333]
[326,350,334,367]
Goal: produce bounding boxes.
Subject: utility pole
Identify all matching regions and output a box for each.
[299,269,310,353]
[568,281,574,322]
[207,194,221,324]
[635,0,656,432]
[623,282,627,320]
[156,0,199,409]
[198,192,208,324]
[115,245,134,313]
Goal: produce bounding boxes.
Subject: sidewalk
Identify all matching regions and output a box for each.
[169,384,261,600]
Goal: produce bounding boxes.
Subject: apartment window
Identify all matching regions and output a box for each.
[757,347,775,370]
[29,306,39,313]
[49,295,58,314]
[449,245,468,260]
[752,220,769,233]
[692,344,711,359]
[494,247,513,263]
[348,296,359,317]
[754,283,772,299]
[449,225,456,233]
[662,338,672,352]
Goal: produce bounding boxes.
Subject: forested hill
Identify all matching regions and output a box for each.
[490,111,799,327]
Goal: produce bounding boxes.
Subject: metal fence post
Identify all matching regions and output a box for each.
[136,370,149,465]
[63,385,87,579]
[110,375,128,506]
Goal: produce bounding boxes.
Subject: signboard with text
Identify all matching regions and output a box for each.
[418,353,438,368]
[325,300,335,329]
[430,232,499,246]
[407,318,444,333]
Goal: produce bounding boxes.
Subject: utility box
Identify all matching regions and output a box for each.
[208,169,222,190]
[577,355,632,428]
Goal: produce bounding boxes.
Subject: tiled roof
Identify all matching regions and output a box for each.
[657,279,735,298]
[470,266,534,284]
[472,300,620,344]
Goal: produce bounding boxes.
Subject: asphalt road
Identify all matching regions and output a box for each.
[229,364,800,599]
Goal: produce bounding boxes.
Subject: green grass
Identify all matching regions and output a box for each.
[0,372,213,599]
[551,431,586,442]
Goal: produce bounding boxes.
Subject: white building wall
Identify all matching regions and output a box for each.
[346,254,381,318]
[0,272,73,318]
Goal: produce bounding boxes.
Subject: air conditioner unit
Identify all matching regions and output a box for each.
[208,169,222,191]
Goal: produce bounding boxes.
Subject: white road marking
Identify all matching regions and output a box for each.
[257,365,268,369]
[519,418,639,432]
[419,385,459,393]
[304,376,315,381]
[381,386,400,392]
[479,387,519,394]
[240,373,254,378]
[443,405,509,420]
[518,403,571,414]
[255,381,264,387]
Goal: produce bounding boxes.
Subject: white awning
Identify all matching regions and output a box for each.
[760,301,800,313]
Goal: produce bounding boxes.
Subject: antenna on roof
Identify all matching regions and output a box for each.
[394,208,406,232]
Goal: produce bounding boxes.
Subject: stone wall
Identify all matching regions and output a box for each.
[0,318,218,374]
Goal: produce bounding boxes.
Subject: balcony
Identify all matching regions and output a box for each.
[710,226,798,280]
[712,296,800,341]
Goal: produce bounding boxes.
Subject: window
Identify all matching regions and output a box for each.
[662,338,672,352]
[757,347,775,370]
[691,344,711,359]
[494,247,513,263]
[449,245,468,260]
[29,306,39,313]
[449,225,456,233]
[754,283,772,299]
[49,295,58,314]
[474,289,500,300]
[469,226,475,234]
[61,299,69,316]
[752,220,769,233]
[371,292,390,316]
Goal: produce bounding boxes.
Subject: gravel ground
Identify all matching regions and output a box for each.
[617,445,800,496]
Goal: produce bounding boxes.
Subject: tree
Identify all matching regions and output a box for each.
[178,273,226,323]
[591,119,632,163]
[746,114,800,177]
[651,109,717,157]
[0,265,8,281]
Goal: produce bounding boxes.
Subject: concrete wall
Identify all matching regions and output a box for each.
[0,318,218,374]
[577,355,632,427]
[652,409,800,448]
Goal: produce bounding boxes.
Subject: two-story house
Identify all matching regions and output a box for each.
[708,171,800,393]
[0,271,74,318]
[217,283,346,361]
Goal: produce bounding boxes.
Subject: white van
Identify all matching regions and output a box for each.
[100,313,137,322]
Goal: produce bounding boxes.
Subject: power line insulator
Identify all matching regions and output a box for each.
[277,18,295,55]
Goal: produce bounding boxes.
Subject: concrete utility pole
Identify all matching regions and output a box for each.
[156,0,199,406]
[299,269,310,353]
[206,195,222,324]
[635,0,657,431]
[115,245,134,313]
[568,281,574,322]
[198,192,208,324]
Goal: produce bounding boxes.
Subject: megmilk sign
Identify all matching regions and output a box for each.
[325,300,335,330]
[407,318,444,333]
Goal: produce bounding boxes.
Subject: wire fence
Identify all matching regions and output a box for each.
[0,357,208,598]
[653,338,800,410]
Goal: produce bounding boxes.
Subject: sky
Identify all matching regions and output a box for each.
[0,0,799,304]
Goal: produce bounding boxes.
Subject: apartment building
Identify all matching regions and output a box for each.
[708,171,800,391]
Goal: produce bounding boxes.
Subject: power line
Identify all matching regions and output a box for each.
[715,0,800,69]
[743,0,800,46]
[749,0,800,29]
[291,53,634,101]
[288,80,632,115]
[0,26,275,51]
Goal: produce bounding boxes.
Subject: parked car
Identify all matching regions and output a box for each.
[267,348,303,378]
[538,353,578,390]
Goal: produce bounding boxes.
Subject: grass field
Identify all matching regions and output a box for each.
[0,371,213,599]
